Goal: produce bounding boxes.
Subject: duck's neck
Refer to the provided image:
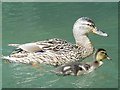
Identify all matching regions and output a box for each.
[75,35,92,48]
[74,35,94,58]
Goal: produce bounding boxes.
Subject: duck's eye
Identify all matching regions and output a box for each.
[87,24,95,28]
[91,24,95,28]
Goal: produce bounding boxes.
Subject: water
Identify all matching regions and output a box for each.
[2,2,118,88]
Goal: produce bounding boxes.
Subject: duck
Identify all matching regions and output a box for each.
[2,17,108,66]
[51,48,111,76]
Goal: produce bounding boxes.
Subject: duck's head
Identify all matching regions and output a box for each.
[73,17,108,37]
[95,48,111,61]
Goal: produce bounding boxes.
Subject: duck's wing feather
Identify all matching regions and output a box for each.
[9,38,76,54]
[19,43,42,52]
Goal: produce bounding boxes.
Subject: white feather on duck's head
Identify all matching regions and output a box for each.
[73,17,108,37]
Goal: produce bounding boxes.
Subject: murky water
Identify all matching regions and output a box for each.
[2,2,118,88]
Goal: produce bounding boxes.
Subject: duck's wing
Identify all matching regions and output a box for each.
[8,38,75,54]
[8,39,54,53]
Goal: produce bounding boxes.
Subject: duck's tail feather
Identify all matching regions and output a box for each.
[1,55,31,63]
[1,55,19,63]
[8,44,20,47]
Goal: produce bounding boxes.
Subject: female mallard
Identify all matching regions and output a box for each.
[2,17,108,66]
[51,48,111,76]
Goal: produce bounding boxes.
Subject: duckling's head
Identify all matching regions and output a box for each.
[73,17,108,37]
[95,48,111,61]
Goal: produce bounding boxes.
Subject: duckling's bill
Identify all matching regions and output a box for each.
[106,56,111,60]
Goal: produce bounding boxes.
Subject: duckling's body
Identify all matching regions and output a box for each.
[51,48,111,76]
[2,17,108,66]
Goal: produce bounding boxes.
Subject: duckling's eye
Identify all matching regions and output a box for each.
[101,52,107,56]
[101,52,105,54]
[104,53,107,55]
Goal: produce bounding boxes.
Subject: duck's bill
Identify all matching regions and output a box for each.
[92,28,108,37]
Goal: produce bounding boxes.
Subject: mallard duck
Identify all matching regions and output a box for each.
[2,17,108,66]
[51,48,111,76]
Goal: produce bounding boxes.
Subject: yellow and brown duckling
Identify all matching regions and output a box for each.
[51,48,111,76]
[2,17,108,66]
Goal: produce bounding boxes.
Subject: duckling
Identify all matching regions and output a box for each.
[2,17,108,66]
[51,48,111,76]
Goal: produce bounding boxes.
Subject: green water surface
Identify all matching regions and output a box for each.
[2,2,118,88]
